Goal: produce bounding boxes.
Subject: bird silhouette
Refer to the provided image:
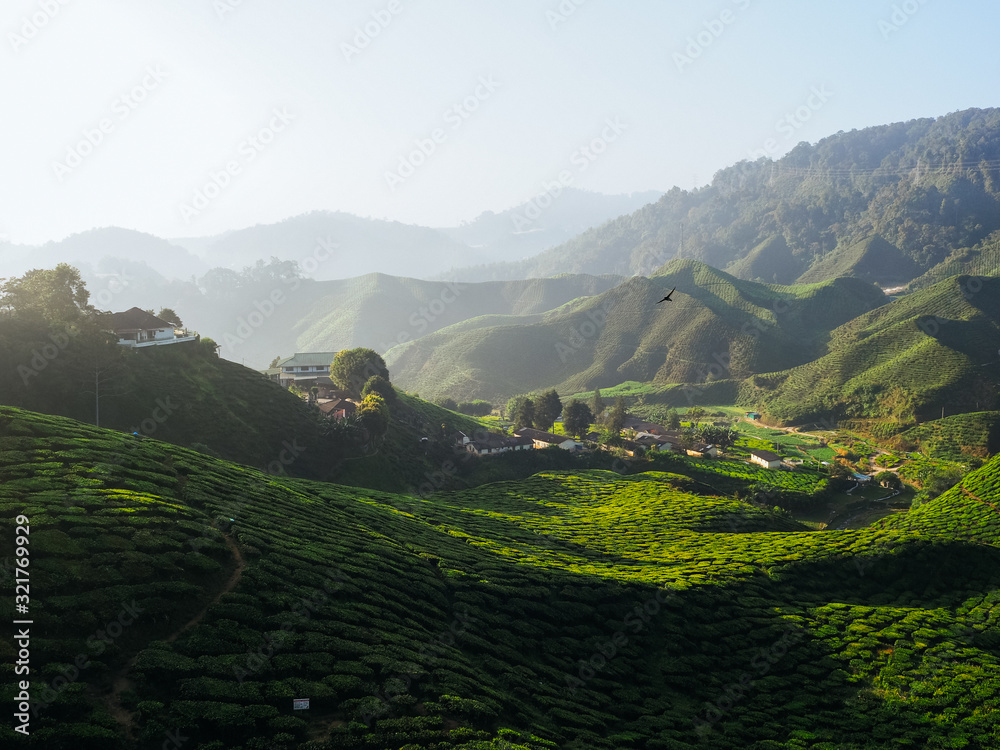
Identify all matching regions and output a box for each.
[657,287,676,304]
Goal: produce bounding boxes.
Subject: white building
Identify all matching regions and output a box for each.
[109,308,198,348]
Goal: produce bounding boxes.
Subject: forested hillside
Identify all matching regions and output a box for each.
[452,108,1000,286]
[741,275,1000,428]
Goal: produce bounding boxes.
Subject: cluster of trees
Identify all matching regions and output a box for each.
[503,389,598,440]
[325,347,397,447]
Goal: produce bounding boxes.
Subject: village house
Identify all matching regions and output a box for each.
[749,449,782,469]
[514,428,585,451]
[686,443,719,458]
[109,308,199,348]
[264,352,338,394]
[317,398,357,421]
[464,433,534,456]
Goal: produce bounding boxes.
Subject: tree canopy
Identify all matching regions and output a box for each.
[329,348,389,395]
[534,389,563,432]
[0,263,96,322]
[562,399,594,439]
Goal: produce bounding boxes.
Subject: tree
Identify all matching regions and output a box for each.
[457,400,492,417]
[269,356,283,368]
[505,394,528,421]
[687,406,705,424]
[666,409,681,430]
[362,374,396,403]
[679,425,698,450]
[157,308,183,327]
[590,388,605,424]
[874,471,902,491]
[514,398,535,430]
[329,348,389,396]
[562,399,594,439]
[698,425,739,451]
[356,393,390,438]
[607,397,627,435]
[0,263,96,322]
[535,389,563,432]
[437,397,458,411]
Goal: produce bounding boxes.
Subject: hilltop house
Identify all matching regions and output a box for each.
[109,308,198,348]
[749,449,782,469]
[265,352,338,393]
[514,428,585,451]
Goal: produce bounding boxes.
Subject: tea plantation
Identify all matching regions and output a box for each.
[2,406,1000,749]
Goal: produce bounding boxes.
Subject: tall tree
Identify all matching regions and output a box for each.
[562,399,594,440]
[361,374,396,403]
[157,308,183,327]
[589,388,605,425]
[514,397,535,430]
[329,348,389,395]
[607,396,627,435]
[666,409,681,430]
[535,389,563,432]
[356,393,390,438]
[0,263,96,322]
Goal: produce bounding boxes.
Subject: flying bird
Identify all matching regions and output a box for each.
[657,287,676,304]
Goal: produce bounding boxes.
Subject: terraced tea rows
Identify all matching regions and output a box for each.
[2,406,1000,749]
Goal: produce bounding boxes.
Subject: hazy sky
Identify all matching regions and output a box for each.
[2,0,997,245]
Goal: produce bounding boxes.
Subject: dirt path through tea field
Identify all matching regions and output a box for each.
[100,529,246,742]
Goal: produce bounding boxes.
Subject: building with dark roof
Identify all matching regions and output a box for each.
[109,307,198,348]
[265,352,338,391]
[749,449,782,469]
[513,428,585,451]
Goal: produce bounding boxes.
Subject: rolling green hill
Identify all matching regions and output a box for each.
[451,108,1000,289]
[898,411,1000,460]
[739,275,1000,427]
[4,407,1000,748]
[386,260,887,403]
[193,272,624,370]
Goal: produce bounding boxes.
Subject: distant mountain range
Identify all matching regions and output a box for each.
[447,108,1000,287]
[0,188,661,285]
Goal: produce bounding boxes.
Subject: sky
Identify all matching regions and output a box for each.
[2,0,998,245]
